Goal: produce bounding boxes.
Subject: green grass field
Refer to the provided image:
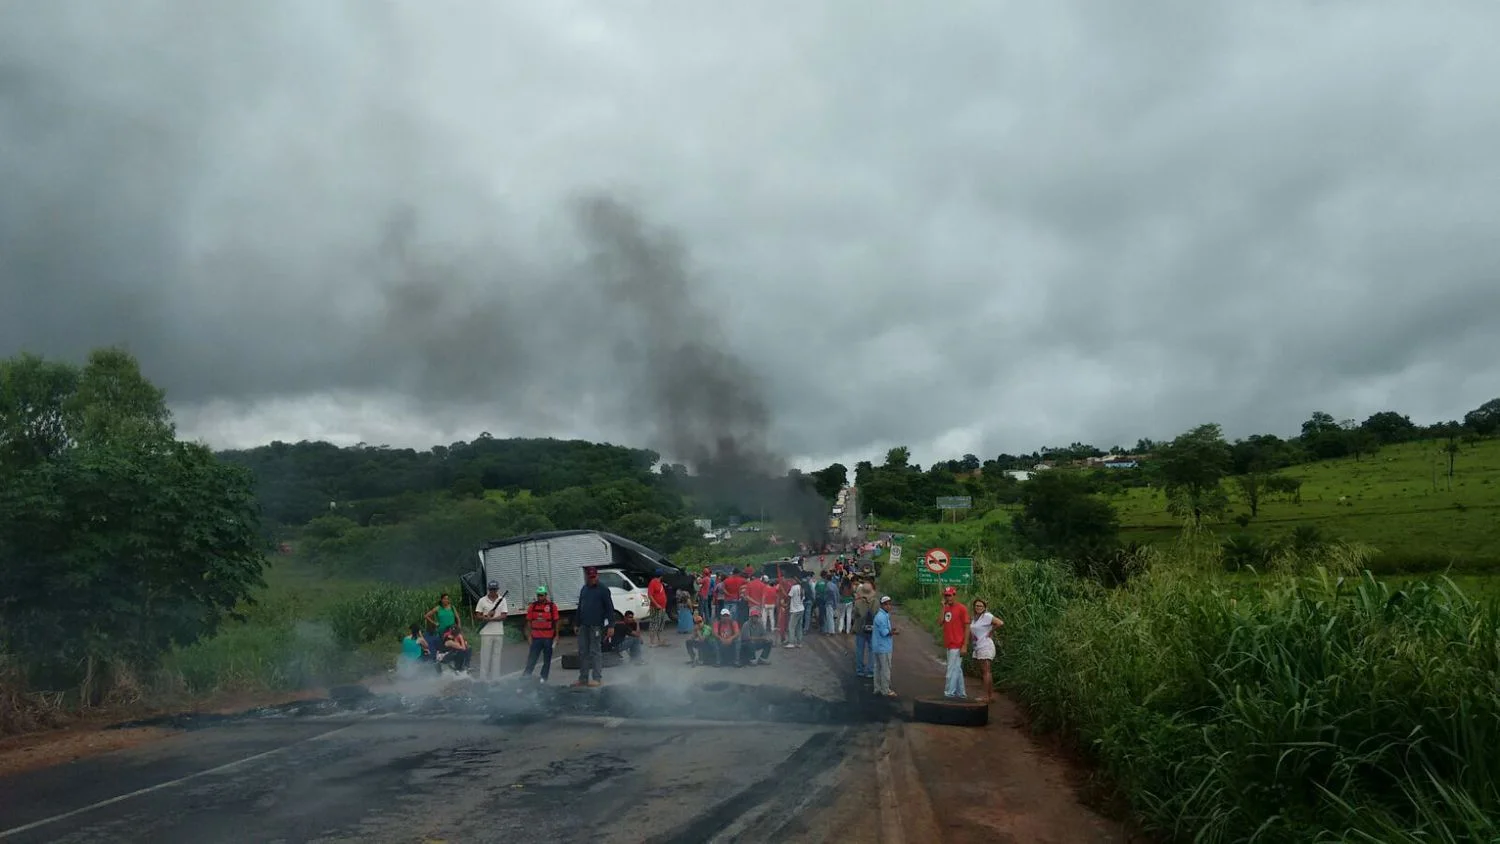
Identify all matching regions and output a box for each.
[1112,437,1500,571]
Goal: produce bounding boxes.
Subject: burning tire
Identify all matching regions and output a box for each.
[912,697,989,727]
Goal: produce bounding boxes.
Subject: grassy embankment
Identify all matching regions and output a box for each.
[876,444,1500,842]
[2,560,457,735]
[881,541,1500,843]
[1113,437,1500,575]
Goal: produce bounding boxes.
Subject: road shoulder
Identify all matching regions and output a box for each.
[882,609,1135,843]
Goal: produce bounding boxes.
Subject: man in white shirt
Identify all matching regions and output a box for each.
[784,581,805,648]
[475,581,510,681]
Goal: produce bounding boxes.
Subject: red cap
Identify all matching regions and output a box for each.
[943,586,957,596]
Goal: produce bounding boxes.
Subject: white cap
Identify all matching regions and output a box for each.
[879,595,892,603]
[720,608,731,616]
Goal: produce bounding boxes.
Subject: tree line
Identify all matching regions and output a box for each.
[819,401,1498,527]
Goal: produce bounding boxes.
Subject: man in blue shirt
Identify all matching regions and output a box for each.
[871,595,898,697]
[573,566,617,687]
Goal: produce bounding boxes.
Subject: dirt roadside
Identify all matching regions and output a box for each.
[880,608,1141,844]
[0,686,331,777]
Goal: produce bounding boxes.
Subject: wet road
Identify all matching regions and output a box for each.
[0,632,894,843]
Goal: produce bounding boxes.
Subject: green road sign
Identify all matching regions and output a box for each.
[916,556,973,586]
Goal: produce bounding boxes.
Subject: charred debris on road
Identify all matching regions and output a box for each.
[110,676,901,732]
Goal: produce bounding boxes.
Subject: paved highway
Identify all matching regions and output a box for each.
[0,633,897,844]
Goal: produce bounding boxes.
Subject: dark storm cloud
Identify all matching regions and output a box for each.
[4,1,1499,469]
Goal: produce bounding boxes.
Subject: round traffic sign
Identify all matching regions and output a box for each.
[923,548,951,574]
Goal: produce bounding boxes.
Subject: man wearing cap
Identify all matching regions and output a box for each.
[647,568,669,647]
[475,581,510,682]
[574,566,616,687]
[711,608,741,667]
[939,586,970,699]
[522,585,560,683]
[871,595,898,697]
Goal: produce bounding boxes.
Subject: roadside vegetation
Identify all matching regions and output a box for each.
[870,408,1500,842]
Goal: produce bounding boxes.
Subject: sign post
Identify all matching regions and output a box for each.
[935,496,972,524]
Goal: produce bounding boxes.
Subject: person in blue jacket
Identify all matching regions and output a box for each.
[871,595,898,697]
[574,566,617,687]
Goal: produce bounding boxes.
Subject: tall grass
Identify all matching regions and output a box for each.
[906,544,1500,843]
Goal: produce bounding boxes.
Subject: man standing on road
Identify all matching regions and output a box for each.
[852,576,877,677]
[939,586,970,699]
[720,567,748,663]
[785,578,806,648]
[522,585,559,683]
[475,582,510,682]
[647,569,669,647]
[574,566,616,687]
[871,595,897,697]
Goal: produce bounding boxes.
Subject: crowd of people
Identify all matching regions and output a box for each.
[396,552,1006,703]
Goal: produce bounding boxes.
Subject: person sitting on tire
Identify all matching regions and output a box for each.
[711,608,741,667]
[603,611,645,664]
[742,608,773,666]
[437,627,471,673]
[685,613,713,665]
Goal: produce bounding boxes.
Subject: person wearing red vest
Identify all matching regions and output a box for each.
[522,585,561,683]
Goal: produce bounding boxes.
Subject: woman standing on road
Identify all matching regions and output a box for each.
[969,598,1004,703]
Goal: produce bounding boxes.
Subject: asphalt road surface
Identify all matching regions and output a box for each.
[841,487,861,543]
[0,631,899,844]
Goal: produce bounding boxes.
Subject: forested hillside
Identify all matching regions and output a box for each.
[219,436,828,583]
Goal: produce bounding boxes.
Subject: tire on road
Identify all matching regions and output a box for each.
[912,697,989,727]
[560,652,624,671]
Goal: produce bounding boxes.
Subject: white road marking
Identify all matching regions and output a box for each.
[0,715,387,840]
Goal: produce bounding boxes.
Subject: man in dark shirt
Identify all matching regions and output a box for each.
[573,566,617,687]
[603,610,645,663]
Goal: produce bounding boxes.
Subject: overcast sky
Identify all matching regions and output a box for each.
[4,1,1499,471]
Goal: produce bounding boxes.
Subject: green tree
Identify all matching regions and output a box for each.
[1361,411,1417,444]
[884,446,911,470]
[810,462,848,500]
[1464,397,1500,436]
[1156,424,1232,528]
[0,349,265,696]
[1011,472,1121,567]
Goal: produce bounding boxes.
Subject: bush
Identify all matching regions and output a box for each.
[325,586,438,649]
[972,552,1500,842]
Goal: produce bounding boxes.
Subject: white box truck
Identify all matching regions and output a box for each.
[466,530,692,629]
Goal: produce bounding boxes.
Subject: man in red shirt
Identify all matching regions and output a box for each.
[720,569,747,662]
[522,585,561,684]
[647,569,669,647]
[938,586,970,699]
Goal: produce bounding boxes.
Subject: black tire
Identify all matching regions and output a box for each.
[912,697,989,727]
[560,652,623,671]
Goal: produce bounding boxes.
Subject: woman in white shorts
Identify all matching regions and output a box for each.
[968,598,1003,703]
